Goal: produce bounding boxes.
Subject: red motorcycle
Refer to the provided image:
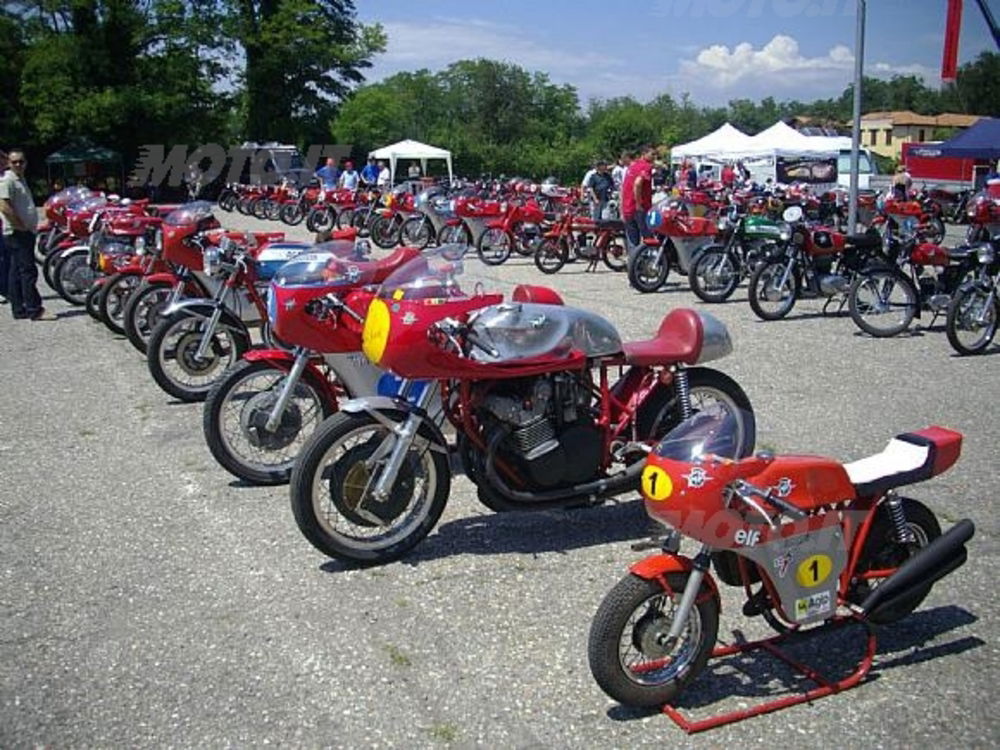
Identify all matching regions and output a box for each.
[476,198,547,265]
[35,186,94,263]
[368,189,418,249]
[588,405,973,731]
[533,211,627,274]
[289,244,756,564]
[202,242,423,485]
[628,207,719,293]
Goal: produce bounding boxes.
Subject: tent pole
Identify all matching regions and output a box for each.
[848,0,866,233]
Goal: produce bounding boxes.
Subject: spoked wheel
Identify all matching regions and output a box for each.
[289,411,451,564]
[628,245,669,293]
[437,224,471,246]
[850,498,941,624]
[335,208,356,230]
[602,240,628,272]
[42,246,67,291]
[588,573,719,708]
[477,228,513,265]
[146,310,250,402]
[848,270,918,337]
[204,359,334,485]
[123,281,174,354]
[748,259,799,320]
[280,203,305,226]
[399,217,433,249]
[946,286,998,355]
[53,252,98,305]
[922,217,946,245]
[689,248,741,303]
[85,281,104,320]
[534,239,567,274]
[351,210,373,237]
[370,215,400,249]
[311,207,336,234]
[98,273,142,335]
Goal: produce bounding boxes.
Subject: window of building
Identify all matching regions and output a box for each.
[918,129,925,142]
[869,130,877,146]
[884,129,892,146]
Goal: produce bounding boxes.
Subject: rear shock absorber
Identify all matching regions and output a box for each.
[673,366,693,419]
[886,491,916,544]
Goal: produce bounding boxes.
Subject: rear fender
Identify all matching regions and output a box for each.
[629,553,720,604]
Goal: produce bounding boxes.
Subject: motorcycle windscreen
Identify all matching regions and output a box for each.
[271,245,379,288]
[653,404,747,461]
[163,200,215,227]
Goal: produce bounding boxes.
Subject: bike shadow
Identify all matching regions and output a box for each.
[318,499,652,573]
[606,604,982,721]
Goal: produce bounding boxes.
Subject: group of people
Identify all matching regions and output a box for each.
[0,149,51,321]
[315,157,424,191]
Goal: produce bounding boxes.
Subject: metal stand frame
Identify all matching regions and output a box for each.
[662,616,877,733]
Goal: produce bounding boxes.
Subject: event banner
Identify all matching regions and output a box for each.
[776,157,838,185]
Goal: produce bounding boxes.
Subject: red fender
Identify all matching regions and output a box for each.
[629,554,720,604]
[242,349,341,408]
[144,271,181,286]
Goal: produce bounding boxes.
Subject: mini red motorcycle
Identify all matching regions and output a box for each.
[476,198,547,265]
[289,244,756,564]
[588,405,974,731]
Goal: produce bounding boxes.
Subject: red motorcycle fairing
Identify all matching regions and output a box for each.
[629,554,721,600]
[242,349,342,405]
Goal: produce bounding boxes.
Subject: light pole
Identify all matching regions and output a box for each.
[848,0,866,233]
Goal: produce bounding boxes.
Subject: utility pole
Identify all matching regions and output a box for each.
[848,0,866,233]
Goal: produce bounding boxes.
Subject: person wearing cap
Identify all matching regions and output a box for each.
[360,157,379,187]
[339,161,360,191]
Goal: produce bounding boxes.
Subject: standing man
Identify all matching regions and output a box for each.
[360,156,379,187]
[586,161,614,222]
[315,157,339,189]
[376,160,391,189]
[407,162,421,180]
[338,161,360,191]
[0,149,50,320]
[622,145,655,265]
[611,153,629,193]
[0,151,8,305]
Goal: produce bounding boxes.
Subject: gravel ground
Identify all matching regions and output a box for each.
[1,213,997,748]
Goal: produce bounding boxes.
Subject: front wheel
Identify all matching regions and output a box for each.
[280,203,305,226]
[123,281,174,354]
[602,240,628,272]
[534,239,567,274]
[146,310,251,402]
[85,281,103,320]
[688,247,741,303]
[588,573,719,708]
[399,216,433,249]
[369,215,400,249]
[628,244,669,293]
[437,223,471,246]
[748,259,799,320]
[98,272,142,335]
[52,251,97,305]
[946,286,998,355]
[923,217,946,245]
[204,359,335,485]
[289,410,451,564]
[477,228,513,265]
[848,269,918,337]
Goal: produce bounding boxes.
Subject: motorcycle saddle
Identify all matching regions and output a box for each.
[622,308,703,367]
[843,427,962,498]
[845,232,881,250]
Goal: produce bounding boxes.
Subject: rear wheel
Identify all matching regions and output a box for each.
[748,259,799,320]
[588,573,719,708]
[848,269,918,337]
[602,240,628,272]
[946,285,998,355]
[689,247,740,303]
[628,244,669,293]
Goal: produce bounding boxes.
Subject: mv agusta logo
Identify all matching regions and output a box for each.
[682,466,712,488]
[774,477,795,497]
[774,551,793,579]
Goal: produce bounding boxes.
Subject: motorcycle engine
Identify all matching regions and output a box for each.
[479,373,602,489]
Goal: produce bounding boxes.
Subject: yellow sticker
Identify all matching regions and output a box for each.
[362,298,391,364]
[392,288,405,301]
[641,466,673,501]
[796,554,833,588]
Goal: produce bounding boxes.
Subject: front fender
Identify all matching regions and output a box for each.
[243,349,341,407]
[629,554,720,603]
[340,397,449,454]
[164,300,248,336]
[145,271,180,286]
[244,348,297,365]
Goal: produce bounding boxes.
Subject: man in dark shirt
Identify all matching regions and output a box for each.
[586,161,614,221]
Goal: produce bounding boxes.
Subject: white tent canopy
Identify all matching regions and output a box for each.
[741,121,836,158]
[671,123,755,161]
[368,139,453,185]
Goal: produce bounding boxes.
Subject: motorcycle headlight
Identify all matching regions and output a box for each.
[779,224,792,242]
[203,246,221,275]
[977,244,995,264]
[135,236,146,255]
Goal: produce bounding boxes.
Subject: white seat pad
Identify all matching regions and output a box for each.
[844,438,930,486]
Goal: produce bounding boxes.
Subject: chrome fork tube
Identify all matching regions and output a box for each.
[665,545,712,641]
[777,256,795,290]
[371,381,440,502]
[193,288,229,361]
[264,348,309,431]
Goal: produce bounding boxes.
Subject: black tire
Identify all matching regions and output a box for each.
[946,285,998,355]
[251,198,268,220]
[848,269,918,337]
[335,208,356,230]
[98,272,141,335]
[52,250,96,305]
[237,197,253,215]
[477,228,513,265]
[146,310,251,402]
[35,229,53,264]
[280,203,305,226]
[42,245,66,291]
[534,239,567,274]
[370,215,400,249]
[351,209,373,237]
[636,367,756,459]
[748,259,800,320]
[438,223,471,246]
[123,281,174,354]
[688,247,741,303]
[203,359,335,485]
[588,573,719,708]
[400,216,433,249]
[628,244,669,293]
[851,498,941,624]
[602,240,628,272]
[289,410,451,564]
[85,281,103,320]
[218,190,237,212]
[310,206,336,234]
[266,199,282,222]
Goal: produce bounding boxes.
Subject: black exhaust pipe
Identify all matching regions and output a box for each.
[861,519,975,622]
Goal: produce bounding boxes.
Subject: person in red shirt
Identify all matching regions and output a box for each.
[721,162,736,188]
[621,145,656,264]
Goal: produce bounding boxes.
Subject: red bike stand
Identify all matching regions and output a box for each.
[662,617,877,733]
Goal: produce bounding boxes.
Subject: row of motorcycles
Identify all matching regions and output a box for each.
[34,187,976,726]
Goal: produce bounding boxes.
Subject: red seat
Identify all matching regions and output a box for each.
[512,284,564,305]
[622,308,703,366]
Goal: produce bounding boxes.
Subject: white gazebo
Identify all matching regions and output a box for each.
[670,123,755,162]
[368,139,453,185]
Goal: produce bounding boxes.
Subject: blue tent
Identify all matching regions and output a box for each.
[912,118,1000,160]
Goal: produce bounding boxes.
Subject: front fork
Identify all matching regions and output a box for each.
[193,287,230,361]
[665,544,714,642]
[264,348,309,432]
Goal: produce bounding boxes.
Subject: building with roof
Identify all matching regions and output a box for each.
[860,111,982,159]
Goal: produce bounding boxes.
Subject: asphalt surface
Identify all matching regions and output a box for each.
[1,214,998,748]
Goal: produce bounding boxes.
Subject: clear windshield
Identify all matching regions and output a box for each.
[272,242,378,288]
[47,186,92,207]
[68,195,108,213]
[654,404,750,461]
[164,200,215,227]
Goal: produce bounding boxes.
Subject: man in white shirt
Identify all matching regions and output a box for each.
[339,161,360,190]
[0,150,48,319]
[376,161,391,188]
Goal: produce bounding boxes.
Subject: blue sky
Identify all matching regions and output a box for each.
[356,0,998,106]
